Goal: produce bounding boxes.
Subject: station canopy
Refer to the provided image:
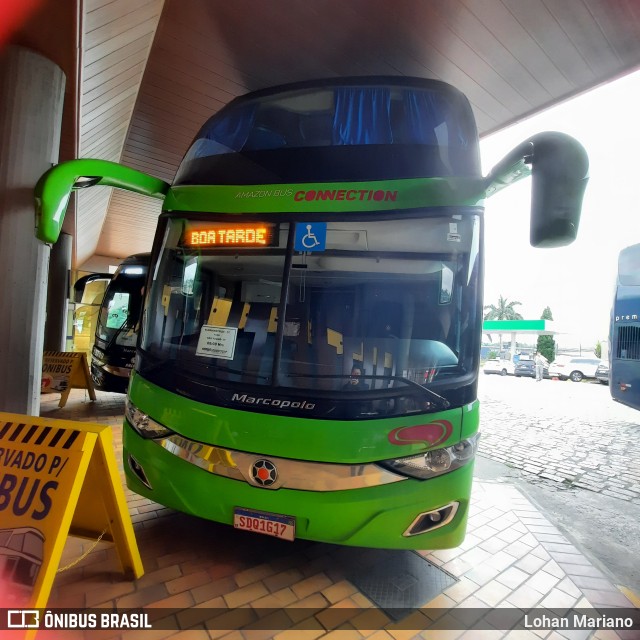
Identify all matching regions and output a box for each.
[482,319,558,335]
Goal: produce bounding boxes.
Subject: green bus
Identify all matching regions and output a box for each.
[36,77,588,548]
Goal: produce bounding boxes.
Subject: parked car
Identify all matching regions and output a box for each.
[483,358,515,376]
[514,358,549,378]
[548,356,604,382]
[595,362,610,384]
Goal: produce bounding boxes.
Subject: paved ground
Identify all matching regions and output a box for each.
[476,373,640,598]
[477,374,640,502]
[25,384,639,639]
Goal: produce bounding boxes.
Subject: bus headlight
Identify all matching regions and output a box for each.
[379,433,480,480]
[125,398,174,439]
[91,346,106,367]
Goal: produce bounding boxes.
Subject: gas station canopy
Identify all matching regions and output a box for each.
[482,319,559,335]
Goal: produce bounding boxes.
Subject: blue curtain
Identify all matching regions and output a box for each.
[332,88,392,145]
[403,90,468,147]
[402,91,442,145]
[202,102,257,151]
[330,87,468,148]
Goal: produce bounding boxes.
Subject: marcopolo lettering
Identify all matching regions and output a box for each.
[232,393,315,410]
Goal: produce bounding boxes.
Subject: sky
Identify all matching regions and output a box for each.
[479,68,640,350]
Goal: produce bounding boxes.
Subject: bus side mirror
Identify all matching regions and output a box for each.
[528,132,589,248]
[485,132,589,248]
[73,273,111,303]
[35,159,169,244]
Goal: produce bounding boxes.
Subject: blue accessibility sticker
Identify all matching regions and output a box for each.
[294,222,327,252]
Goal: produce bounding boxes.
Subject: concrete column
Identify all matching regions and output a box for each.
[0,46,65,415]
[44,232,72,351]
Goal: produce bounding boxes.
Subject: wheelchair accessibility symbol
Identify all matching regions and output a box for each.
[301,225,320,249]
[294,222,327,252]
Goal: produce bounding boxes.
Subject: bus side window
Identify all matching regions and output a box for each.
[299,113,333,146]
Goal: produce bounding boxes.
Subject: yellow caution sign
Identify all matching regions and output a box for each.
[41,351,96,408]
[0,412,143,611]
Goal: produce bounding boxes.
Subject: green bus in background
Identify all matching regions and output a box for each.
[36,77,588,548]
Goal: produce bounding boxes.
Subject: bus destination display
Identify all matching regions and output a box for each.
[184,223,277,248]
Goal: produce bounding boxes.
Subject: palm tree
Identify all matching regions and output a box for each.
[483,295,524,354]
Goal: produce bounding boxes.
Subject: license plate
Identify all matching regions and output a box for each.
[233,507,295,541]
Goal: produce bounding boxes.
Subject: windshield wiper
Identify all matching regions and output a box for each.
[285,373,450,409]
[373,375,450,409]
[105,316,133,351]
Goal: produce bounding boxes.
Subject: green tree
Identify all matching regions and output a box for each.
[536,306,555,362]
[483,295,524,353]
[483,295,524,321]
[594,340,602,359]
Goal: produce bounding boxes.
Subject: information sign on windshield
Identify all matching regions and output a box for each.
[183,223,277,248]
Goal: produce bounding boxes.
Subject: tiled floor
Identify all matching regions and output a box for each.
[33,389,639,639]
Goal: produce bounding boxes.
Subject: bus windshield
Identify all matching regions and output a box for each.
[174,79,479,185]
[140,212,481,411]
[96,263,146,347]
[617,243,640,287]
[611,243,640,409]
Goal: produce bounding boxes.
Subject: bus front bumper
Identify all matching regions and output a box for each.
[123,422,475,550]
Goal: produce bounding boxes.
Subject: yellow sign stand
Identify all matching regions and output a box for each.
[41,351,97,408]
[0,412,143,612]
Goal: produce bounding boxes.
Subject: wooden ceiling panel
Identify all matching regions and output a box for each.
[74,0,164,266]
[143,55,243,108]
[83,60,148,105]
[544,1,620,77]
[427,1,552,107]
[98,191,162,257]
[503,1,596,88]
[583,0,640,65]
[83,17,159,67]
[465,2,576,104]
[76,189,112,262]
[80,109,132,144]
[133,79,219,122]
[77,0,640,264]
[83,38,151,85]
[129,109,196,148]
[85,0,161,44]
